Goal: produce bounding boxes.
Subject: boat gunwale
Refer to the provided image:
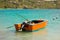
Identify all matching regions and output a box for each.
[26,20,48,26]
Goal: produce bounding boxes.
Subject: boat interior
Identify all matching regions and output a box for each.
[28,20,44,24]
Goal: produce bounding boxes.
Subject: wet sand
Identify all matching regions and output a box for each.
[0,28,48,40]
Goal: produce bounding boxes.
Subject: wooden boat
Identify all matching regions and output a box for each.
[14,19,48,31]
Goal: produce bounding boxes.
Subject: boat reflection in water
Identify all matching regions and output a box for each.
[14,28,48,40]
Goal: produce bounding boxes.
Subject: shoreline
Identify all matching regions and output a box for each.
[0,8,60,10]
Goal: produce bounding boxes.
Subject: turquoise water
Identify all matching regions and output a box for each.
[0,9,60,40]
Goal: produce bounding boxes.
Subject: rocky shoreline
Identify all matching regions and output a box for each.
[0,0,60,9]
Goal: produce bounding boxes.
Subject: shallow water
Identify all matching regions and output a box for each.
[0,9,60,40]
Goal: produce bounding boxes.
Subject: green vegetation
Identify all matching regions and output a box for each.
[0,0,60,9]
